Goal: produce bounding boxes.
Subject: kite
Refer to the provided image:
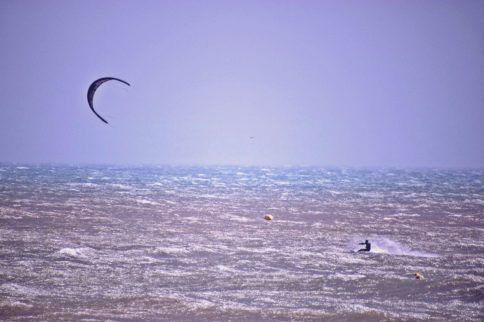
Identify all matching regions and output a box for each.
[87,77,130,124]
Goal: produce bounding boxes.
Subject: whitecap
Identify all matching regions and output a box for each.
[1,283,46,297]
[0,300,33,309]
[110,183,132,189]
[135,199,159,205]
[67,182,98,188]
[221,214,252,223]
[57,247,93,258]
[215,265,240,273]
[147,182,164,187]
[152,246,189,256]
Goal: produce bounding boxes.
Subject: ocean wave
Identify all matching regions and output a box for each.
[1,165,482,321]
[152,246,189,256]
[220,213,253,223]
[57,247,95,259]
[67,182,99,188]
[135,198,159,205]
[109,183,132,190]
[0,283,46,297]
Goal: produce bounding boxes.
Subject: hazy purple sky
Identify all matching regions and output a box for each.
[1,0,483,167]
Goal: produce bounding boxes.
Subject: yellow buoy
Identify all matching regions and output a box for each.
[264,214,273,221]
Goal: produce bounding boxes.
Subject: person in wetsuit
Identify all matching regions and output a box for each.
[358,240,371,252]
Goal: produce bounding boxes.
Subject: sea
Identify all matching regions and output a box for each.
[0,165,483,321]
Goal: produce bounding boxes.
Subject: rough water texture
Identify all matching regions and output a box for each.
[0,165,483,321]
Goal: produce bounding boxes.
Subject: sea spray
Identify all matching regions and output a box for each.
[348,236,438,257]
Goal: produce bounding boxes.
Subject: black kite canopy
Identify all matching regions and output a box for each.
[87,77,130,124]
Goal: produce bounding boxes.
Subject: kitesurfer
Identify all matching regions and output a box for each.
[358,240,371,252]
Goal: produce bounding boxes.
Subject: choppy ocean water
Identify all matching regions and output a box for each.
[0,165,483,321]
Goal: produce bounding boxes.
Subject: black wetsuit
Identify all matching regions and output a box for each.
[358,241,371,252]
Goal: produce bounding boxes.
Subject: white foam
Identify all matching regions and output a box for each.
[235,246,281,254]
[58,247,93,258]
[198,194,222,199]
[368,237,438,257]
[296,250,325,258]
[337,253,369,264]
[147,182,164,187]
[331,273,366,281]
[135,199,159,205]
[474,199,484,205]
[68,182,98,188]
[153,246,189,255]
[1,283,46,297]
[0,300,33,309]
[215,265,239,273]
[222,214,252,223]
[110,184,132,189]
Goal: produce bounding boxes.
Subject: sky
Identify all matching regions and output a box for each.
[1,0,483,168]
